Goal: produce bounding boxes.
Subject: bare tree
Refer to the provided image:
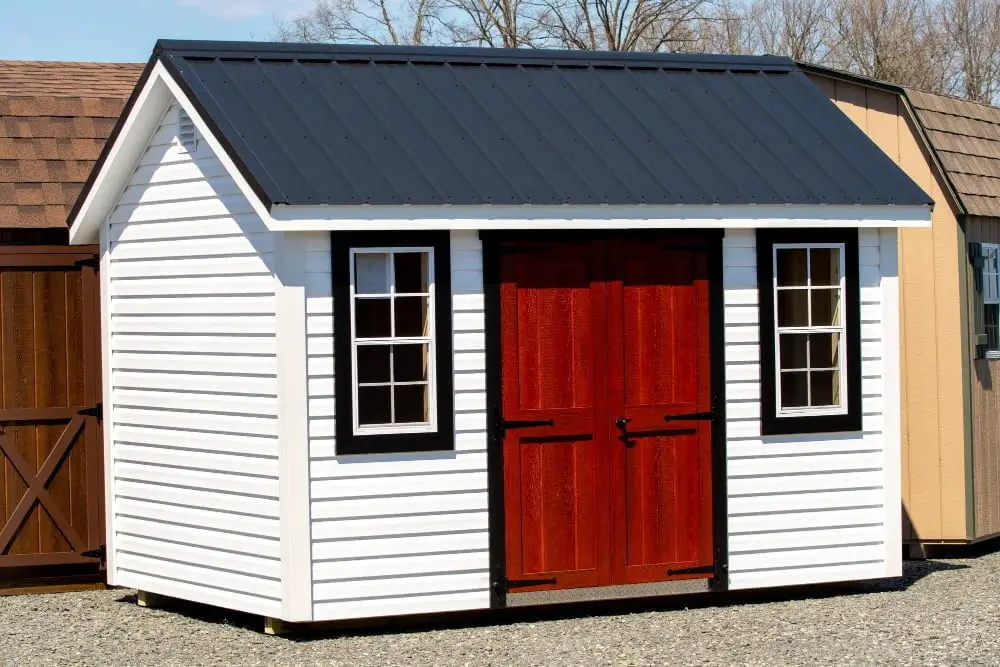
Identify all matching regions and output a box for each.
[540,0,707,51]
[752,0,832,61]
[827,0,950,91]
[937,0,1000,102]
[275,0,443,45]
[439,0,546,47]
[687,0,759,54]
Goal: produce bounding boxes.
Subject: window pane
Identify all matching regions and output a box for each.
[395,296,429,337]
[810,248,840,286]
[357,345,390,383]
[395,384,429,423]
[355,298,391,338]
[779,333,808,369]
[780,371,808,408]
[395,252,428,294]
[808,333,840,369]
[355,253,389,294]
[811,288,842,326]
[987,304,1000,350]
[394,344,429,382]
[358,385,391,426]
[810,370,840,407]
[777,290,808,327]
[776,249,808,287]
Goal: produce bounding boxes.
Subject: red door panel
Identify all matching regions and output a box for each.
[607,238,714,585]
[500,241,611,591]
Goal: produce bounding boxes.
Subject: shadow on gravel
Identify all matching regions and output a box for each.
[110,551,979,642]
[282,557,969,642]
[114,592,263,634]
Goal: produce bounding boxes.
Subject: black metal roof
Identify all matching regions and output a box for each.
[151,40,932,208]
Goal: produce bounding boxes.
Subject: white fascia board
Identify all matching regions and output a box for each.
[266,203,932,231]
[68,62,274,244]
[69,65,172,245]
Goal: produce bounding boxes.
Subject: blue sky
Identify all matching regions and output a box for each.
[0,0,311,62]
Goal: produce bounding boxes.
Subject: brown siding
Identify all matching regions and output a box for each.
[808,74,971,543]
[964,216,1000,539]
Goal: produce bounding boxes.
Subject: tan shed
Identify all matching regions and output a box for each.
[804,64,1000,553]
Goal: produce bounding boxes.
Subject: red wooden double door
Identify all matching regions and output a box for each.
[501,236,714,592]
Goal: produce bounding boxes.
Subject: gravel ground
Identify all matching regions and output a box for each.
[2,546,1000,666]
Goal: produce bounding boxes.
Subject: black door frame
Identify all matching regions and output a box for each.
[480,230,729,609]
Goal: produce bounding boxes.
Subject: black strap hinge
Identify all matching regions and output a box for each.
[504,577,557,590]
[81,544,106,569]
[667,564,715,576]
[664,410,715,423]
[79,403,103,420]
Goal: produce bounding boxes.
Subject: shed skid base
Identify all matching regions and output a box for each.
[506,578,711,607]
[264,617,286,636]
[136,591,164,609]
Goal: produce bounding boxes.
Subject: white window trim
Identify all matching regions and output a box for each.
[773,242,849,418]
[982,243,1000,358]
[348,246,437,436]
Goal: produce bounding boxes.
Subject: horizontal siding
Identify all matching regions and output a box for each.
[107,103,281,616]
[306,230,491,621]
[723,229,891,590]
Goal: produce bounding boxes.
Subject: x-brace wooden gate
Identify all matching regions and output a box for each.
[0,246,103,573]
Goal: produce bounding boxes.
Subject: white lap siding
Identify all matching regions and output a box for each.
[106,104,281,616]
[723,228,901,590]
[305,230,491,621]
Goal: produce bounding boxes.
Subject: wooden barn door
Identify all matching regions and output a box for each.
[607,238,714,585]
[500,236,714,594]
[0,247,103,573]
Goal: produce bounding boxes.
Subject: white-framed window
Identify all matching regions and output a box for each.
[349,247,436,435]
[772,243,848,417]
[982,243,1000,353]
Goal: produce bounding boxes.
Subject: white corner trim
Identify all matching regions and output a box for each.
[879,227,903,577]
[99,224,116,585]
[274,232,313,622]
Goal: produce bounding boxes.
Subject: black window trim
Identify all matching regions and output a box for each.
[756,228,863,436]
[331,231,455,455]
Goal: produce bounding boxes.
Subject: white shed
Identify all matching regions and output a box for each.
[68,40,932,630]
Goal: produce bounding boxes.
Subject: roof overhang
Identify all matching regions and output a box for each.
[267,203,931,231]
[68,59,274,244]
[69,54,931,243]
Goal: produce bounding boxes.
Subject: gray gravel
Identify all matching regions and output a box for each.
[3,546,1000,666]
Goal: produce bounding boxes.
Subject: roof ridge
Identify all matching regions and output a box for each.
[156,39,798,71]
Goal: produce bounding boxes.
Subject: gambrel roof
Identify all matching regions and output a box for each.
[906,89,1000,218]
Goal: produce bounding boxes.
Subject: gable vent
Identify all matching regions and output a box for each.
[177,107,198,152]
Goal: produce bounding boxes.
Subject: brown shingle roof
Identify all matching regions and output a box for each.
[0,61,142,229]
[0,61,143,98]
[907,88,1000,218]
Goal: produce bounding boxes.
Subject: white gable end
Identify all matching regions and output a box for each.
[102,100,283,617]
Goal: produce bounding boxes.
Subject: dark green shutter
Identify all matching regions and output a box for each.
[971,242,987,358]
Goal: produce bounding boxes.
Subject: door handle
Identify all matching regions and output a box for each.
[615,417,632,430]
